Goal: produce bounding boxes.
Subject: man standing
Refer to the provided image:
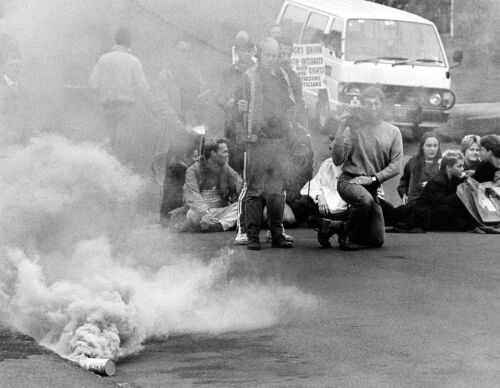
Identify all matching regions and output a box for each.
[234,38,296,250]
[217,37,256,244]
[88,27,155,170]
[0,52,29,144]
[331,86,403,250]
[183,138,242,232]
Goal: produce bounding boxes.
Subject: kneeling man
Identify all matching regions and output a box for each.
[184,138,242,232]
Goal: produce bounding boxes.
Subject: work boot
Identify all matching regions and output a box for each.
[265,229,294,243]
[271,235,294,248]
[317,219,343,248]
[338,231,363,251]
[247,237,261,250]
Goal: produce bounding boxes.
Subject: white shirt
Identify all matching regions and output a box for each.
[300,158,347,213]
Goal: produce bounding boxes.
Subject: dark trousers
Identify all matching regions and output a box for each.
[417,203,474,231]
[380,199,414,226]
[337,173,384,247]
[245,140,290,240]
[289,195,348,225]
[160,165,187,222]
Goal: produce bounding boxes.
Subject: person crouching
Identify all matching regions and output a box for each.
[184,138,242,232]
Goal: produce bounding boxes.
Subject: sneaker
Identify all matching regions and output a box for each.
[234,232,249,245]
[247,237,261,250]
[271,235,294,248]
[317,219,343,248]
[201,222,224,233]
[265,230,294,243]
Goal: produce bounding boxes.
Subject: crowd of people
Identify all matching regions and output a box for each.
[2,25,499,252]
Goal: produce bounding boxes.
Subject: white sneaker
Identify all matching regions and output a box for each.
[234,232,249,245]
[265,230,294,243]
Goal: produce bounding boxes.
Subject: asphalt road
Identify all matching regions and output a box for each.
[1,134,500,387]
[113,229,500,387]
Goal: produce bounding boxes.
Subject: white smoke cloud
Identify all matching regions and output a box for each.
[0,134,317,362]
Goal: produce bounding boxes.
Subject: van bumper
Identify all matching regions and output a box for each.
[385,106,450,128]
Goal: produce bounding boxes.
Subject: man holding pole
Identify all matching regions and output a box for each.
[234,38,296,250]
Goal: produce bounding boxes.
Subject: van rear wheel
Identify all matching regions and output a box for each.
[315,99,330,135]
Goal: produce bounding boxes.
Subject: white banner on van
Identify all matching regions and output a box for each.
[291,43,326,90]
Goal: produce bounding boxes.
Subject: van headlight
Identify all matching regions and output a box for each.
[429,93,442,106]
[442,91,456,109]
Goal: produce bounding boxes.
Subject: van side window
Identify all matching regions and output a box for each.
[280,5,308,42]
[301,12,329,44]
[324,18,343,58]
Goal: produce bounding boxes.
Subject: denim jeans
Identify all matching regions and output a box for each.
[337,173,385,247]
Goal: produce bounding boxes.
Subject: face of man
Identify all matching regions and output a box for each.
[5,56,21,82]
[480,146,492,163]
[235,47,254,65]
[447,159,464,178]
[211,143,229,165]
[260,40,280,70]
[362,96,384,123]
[270,26,281,39]
[279,44,293,68]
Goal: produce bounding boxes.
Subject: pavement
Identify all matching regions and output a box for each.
[2,227,500,387]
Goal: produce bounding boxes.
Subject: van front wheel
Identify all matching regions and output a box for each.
[315,99,330,135]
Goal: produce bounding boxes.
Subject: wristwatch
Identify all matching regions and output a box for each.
[371,175,378,183]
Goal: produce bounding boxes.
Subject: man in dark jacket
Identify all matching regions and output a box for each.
[474,134,500,183]
[234,38,296,250]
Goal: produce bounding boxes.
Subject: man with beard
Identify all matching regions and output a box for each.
[183,138,242,232]
[331,86,403,250]
[234,38,296,250]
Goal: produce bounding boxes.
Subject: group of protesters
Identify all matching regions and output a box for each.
[4,24,497,252]
[87,25,500,251]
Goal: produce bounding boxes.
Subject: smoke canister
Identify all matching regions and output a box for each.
[78,357,116,376]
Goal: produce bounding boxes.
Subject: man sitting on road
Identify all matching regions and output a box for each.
[183,138,242,232]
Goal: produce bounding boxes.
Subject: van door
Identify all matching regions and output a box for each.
[298,10,332,131]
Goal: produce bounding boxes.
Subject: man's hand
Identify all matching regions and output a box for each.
[349,176,372,186]
[200,211,218,229]
[237,100,248,113]
[402,194,409,206]
[317,194,329,216]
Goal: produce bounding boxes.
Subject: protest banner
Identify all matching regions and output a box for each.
[290,43,326,90]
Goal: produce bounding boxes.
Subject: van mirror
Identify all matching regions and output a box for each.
[452,49,463,65]
[449,49,463,70]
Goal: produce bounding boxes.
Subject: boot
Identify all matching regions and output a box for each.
[247,236,261,250]
[317,219,344,248]
[271,234,294,248]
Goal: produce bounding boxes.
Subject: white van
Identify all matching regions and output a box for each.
[276,0,462,135]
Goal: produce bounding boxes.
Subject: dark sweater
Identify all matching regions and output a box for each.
[415,170,464,216]
[474,161,499,183]
[397,156,440,205]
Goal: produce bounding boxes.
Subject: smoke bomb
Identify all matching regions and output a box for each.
[77,357,116,376]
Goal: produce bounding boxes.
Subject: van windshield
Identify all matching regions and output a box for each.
[345,19,445,66]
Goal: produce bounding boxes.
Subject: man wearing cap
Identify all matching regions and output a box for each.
[234,38,296,250]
